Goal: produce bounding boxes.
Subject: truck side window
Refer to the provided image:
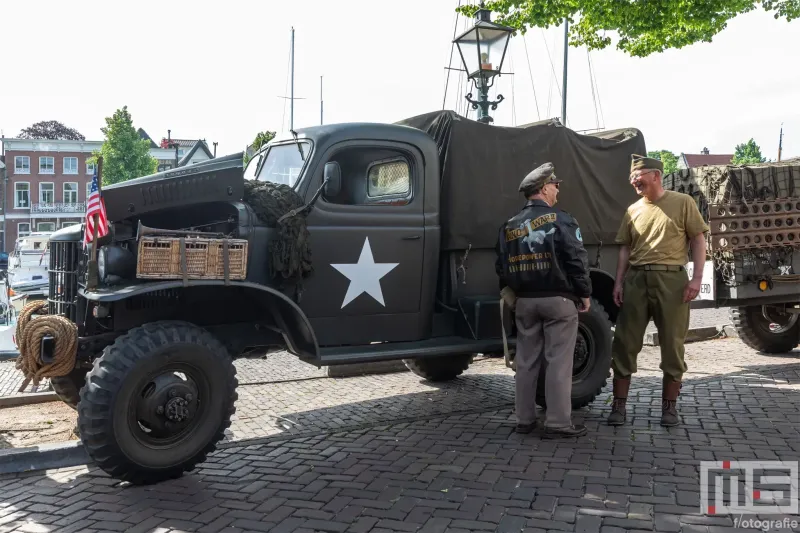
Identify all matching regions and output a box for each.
[323,147,413,207]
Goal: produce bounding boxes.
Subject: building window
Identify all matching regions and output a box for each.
[15,182,30,208]
[14,156,30,174]
[40,182,55,204]
[37,222,56,232]
[86,162,96,175]
[86,182,92,199]
[60,221,79,229]
[64,182,78,203]
[39,156,54,174]
[18,223,31,238]
[64,157,78,174]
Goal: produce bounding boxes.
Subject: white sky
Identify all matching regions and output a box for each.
[1,0,798,161]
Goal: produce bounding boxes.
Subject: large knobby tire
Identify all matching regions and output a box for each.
[535,298,613,410]
[731,305,800,354]
[50,366,89,410]
[403,353,474,381]
[77,321,238,485]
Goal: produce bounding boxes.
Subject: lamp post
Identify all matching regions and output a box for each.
[453,3,514,124]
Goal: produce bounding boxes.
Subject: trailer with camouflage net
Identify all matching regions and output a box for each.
[663,161,800,353]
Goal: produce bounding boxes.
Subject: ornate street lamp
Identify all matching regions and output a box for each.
[453,3,515,124]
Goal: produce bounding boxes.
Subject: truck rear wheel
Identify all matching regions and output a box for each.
[403,354,474,381]
[731,305,800,354]
[77,321,238,485]
[535,298,613,410]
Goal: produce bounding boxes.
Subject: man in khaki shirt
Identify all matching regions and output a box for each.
[607,155,709,427]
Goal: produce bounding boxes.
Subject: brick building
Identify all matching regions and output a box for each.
[677,147,735,169]
[0,133,214,252]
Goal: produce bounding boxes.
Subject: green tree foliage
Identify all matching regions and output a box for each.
[244,130,276,165]
[457,1,799,57]
[732,138,767,165]
[89,106,158,186]
[647,150,680,174]
[18,120,85,140]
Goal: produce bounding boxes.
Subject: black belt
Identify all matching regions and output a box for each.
[631,264,685,272]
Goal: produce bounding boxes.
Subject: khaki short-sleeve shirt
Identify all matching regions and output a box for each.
[615,190,709,266]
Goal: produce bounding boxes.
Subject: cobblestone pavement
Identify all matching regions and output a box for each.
[2,337,800,533]
[0,308,733,399]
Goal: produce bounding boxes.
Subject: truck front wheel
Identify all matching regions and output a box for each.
[77,321,238,485]
[403,354,474,381]
[535,298,613,410]
[731,305,800,354]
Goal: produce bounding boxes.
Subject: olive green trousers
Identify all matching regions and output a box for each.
[610,268,690,383]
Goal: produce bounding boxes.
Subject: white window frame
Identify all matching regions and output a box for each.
[14,156,30,174]
[60,221,78,229]
[86,181,92,199]
[37,222,56,232]
[15,182,30,209]
[63,157,79,175]
[86,162,96,175]
[39,156,54,174]
[18,222,31,238]
[63,182,78,204]
[40,182,55,204]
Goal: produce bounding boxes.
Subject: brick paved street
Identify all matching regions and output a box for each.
[1,335,799,533]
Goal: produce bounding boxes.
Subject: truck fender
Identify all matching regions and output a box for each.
[589,268,620,324]
[80,280,319,359]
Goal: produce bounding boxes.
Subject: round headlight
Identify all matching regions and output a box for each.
[98,247,107,281]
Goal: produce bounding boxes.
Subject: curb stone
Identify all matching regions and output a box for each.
[0,440,90,476]
[324,359,409,378]
[0,391,60,408]
[644,325,727,347]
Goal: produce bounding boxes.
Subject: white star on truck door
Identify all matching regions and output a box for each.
[331,237,399,308]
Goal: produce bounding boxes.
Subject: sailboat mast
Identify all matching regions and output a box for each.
[291,27,295,131]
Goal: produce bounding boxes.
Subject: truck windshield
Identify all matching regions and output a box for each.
[247,141,309,187]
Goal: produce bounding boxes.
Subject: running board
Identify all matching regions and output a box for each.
[318,336,513,366]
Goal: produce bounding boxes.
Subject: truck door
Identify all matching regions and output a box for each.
[297,140,429,346]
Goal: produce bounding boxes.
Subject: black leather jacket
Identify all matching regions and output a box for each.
[495,199,592,302]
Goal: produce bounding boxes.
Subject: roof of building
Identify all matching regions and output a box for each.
[683,153,734,167]
[178,140,214,166]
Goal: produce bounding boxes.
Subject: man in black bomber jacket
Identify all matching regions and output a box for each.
[495,162,592,438]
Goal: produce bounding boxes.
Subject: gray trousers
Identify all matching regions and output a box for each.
[514,296,579,428]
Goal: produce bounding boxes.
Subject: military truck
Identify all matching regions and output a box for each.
[663,162,800,353]
[41,110,646,484]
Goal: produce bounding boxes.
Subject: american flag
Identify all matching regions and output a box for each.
[83,167,108,247]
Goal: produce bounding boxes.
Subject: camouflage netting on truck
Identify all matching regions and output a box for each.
[243,180,313,290]
[663,162,800,286]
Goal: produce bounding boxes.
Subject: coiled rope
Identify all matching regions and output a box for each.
[14,300,78,387]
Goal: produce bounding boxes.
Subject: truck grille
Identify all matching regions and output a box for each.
[48,241,80,322]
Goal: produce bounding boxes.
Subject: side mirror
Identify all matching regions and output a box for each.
[323,162,342,197]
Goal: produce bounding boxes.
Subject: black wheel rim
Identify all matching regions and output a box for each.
[127,362,209,450]
[573,323,595,380]
[759,305,799,334]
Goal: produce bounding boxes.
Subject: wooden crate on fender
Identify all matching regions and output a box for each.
[136,235,248,280]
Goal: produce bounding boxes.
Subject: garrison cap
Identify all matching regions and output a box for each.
[630,154,664,173]
[519,162,561,195]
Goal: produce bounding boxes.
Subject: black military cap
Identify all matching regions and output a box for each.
[630,154,664,173]
[519,162,561,195]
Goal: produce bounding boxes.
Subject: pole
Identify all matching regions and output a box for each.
[320,76,324,125]
[561,18,569,126]
[778,123,783,162]
[290,27,295,131]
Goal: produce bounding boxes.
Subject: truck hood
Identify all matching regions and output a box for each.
[101,153,245,222]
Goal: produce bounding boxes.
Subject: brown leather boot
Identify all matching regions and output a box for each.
[660,378,682,427]
[607,377,630,426]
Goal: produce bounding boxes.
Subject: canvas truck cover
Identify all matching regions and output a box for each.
[395,110,646,251]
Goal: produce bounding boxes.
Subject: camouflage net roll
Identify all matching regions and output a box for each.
[243,180,313,292]
[15,300,78,387]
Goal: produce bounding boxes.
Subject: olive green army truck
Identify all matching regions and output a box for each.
[38,110,647,484]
